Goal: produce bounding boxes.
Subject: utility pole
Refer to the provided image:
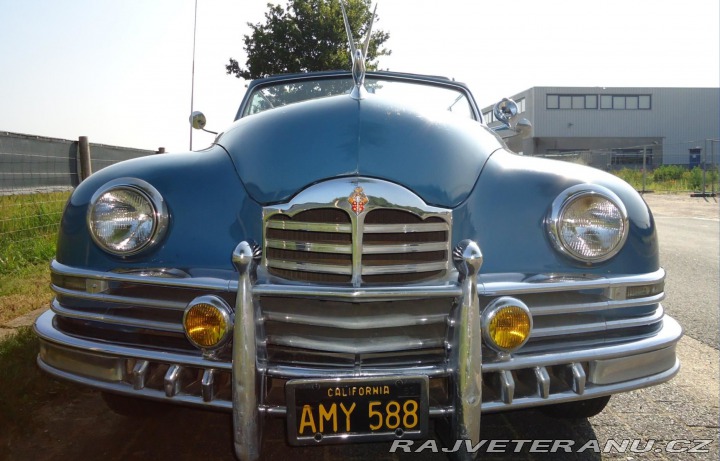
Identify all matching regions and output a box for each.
[190,0,198,151]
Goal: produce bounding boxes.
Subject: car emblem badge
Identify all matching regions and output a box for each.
[348,187,369,215]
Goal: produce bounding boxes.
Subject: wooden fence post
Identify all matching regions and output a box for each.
[78,136,92,182]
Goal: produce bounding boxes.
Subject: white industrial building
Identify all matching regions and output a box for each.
[483,87,720,170]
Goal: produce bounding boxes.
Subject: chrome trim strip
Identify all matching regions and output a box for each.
[263,311,448,329]
[530,292,665,316]
[51,260,236,292]
[253,284,461,299]
[51,300,184,333]
[51,260,665,300]
[531,306,664,339]
[266,334,444,354]
[265,239,352,254]
[362,242,448,254]
[52,285,188,310]
[361,261,448,275]
[363,223,449,233]
[265,364,450,379]
[265,220,351,233]
[479,268,665,296]
[266,259,353,275]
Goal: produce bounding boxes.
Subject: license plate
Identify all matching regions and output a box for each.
[286,376,429,445]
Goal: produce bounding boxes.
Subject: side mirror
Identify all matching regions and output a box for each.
[489,98,532,140]
[190,111,208,130]
[493,98,518,127]
[190,111,219,135]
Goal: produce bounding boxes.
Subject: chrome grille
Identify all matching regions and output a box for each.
[263,179,452,285]
[265,209,353,283]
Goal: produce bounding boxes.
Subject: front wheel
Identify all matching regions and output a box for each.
[540,395,611,419]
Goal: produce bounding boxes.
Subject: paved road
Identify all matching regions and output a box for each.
[2,195,718,460]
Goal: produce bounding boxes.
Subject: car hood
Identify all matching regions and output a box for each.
[216,94,503,208]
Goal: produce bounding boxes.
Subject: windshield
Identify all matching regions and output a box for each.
[241,76,475,120]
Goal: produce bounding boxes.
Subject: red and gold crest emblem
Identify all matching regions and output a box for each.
[348,186,369,215]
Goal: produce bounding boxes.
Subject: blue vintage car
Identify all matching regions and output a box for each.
[34,28,681,460]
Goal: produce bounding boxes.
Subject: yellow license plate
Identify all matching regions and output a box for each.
[286,376,429,445]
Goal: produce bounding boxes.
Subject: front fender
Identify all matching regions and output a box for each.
[56,146,262,273]
[452,150,658,275]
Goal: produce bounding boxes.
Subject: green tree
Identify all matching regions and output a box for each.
[226,0,390,80]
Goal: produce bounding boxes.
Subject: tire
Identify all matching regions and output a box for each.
[540,395,611,419]
[101,392,171,418]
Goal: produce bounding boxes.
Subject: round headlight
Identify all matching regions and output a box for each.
[547,185,628,263]
[482,297,532,352]
[183,296,233,350]
[88,179,168,256]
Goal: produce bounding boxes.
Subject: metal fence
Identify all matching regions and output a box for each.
[536,139,720,195]
[0,132,156,264]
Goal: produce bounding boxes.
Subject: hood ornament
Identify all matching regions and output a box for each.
[339,1,377,100]
[348,186,369,215]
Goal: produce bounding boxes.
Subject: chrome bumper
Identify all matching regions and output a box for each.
[36,243,682,461]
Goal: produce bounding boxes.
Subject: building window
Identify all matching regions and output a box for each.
[600,94,652,110]
[600,95,613,109]
[517,98,526,113]
[547,93,652,110]
[547,95,559,109]
[639,95,651,109]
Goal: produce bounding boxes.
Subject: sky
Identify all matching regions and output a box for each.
[0,0,718,153]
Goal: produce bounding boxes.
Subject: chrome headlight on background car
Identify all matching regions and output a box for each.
[88,178,168,256]
[547,185,628,263]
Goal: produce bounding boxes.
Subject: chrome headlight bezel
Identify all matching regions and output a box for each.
[546,184,629,264]
[87,178,169,257]
[183,295,234,352]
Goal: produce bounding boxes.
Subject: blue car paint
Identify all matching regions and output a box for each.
[217,93,502,207]
[56,147,263,274]
[454,150,658,275]
[56,86,658,277]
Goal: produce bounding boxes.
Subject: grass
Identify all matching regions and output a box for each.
[0,191,68,323]
[613,166,720,193]
[0,191,69,275]
[0,192,79,436]
[0,327,75,433]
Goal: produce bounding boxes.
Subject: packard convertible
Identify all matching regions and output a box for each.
[34,10,681,460]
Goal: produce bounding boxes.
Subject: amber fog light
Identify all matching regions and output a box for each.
[482,297,532,353]
[183,296,233,350]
